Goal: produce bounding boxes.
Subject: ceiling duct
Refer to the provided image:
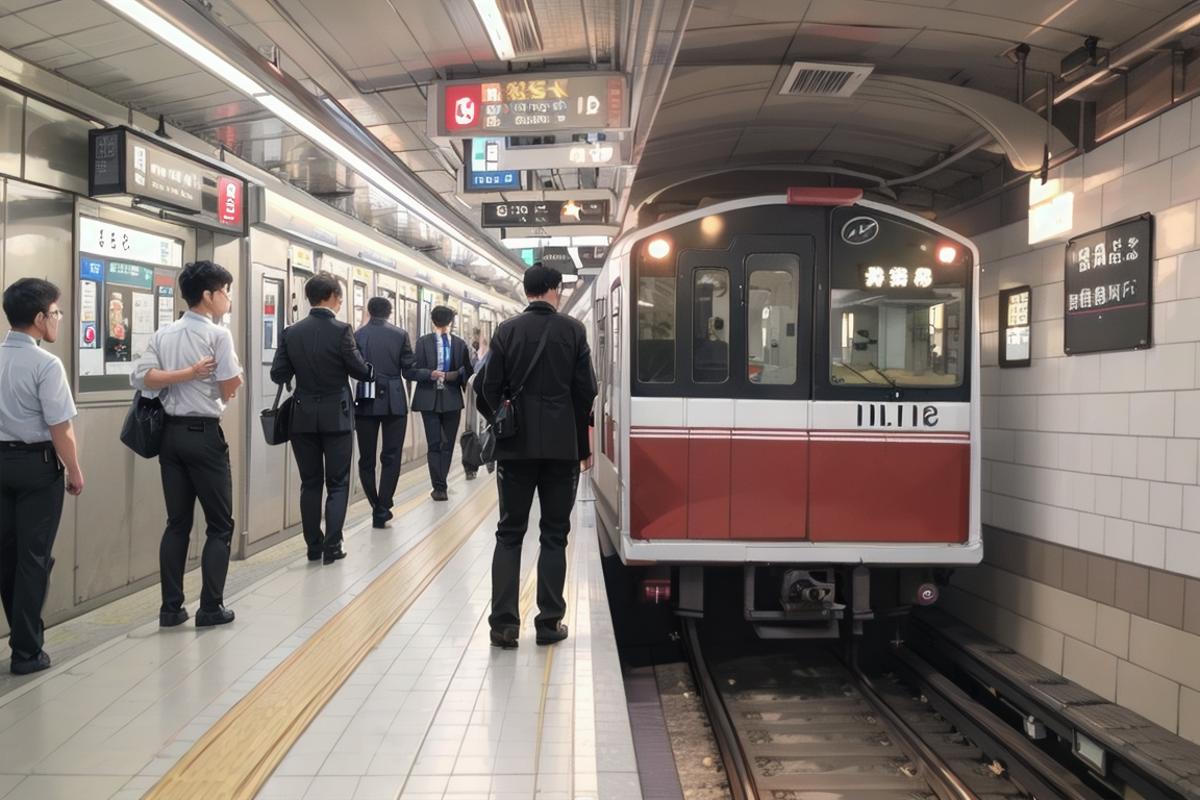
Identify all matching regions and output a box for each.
[499,0,542,56]
[779,61,874,98]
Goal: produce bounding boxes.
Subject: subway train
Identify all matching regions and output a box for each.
[573,188,981,638]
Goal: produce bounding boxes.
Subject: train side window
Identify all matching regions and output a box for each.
[692,268,730,383]
[595,296,607,450]
[636,266,675,383]
[746,254,799,385]
[610,287,622,466]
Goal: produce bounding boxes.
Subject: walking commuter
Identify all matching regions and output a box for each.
[482,265,597,649]
[354,296,415,529]
[406,306,472,501]
[131,261,242,629]
[271,273,373,564]
[0,279,83,674]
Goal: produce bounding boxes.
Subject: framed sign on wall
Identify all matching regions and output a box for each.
[999,285,1032,368]
[1064,214,1153,355]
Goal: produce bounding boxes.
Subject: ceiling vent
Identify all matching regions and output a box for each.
[780,61,874,98]
[499,0,543,56]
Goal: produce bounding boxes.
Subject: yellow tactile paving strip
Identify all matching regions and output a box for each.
[144,480,498,800]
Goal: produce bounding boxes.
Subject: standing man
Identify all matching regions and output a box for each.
[0,279,83,674]
[271,273,373,564]
[482,265,596,649]
[355,296,415,529]
[406,305,472,501]
[132,261,242,629]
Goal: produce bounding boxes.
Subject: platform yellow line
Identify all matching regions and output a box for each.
[145,480,497,800]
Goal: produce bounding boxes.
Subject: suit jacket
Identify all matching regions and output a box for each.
[480,301,597,462]
[405,332,472,413]
[354,319,415,417]
[270,308,373,434]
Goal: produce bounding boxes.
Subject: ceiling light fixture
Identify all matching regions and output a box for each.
[470,0,516,60]
[97,0,523,280]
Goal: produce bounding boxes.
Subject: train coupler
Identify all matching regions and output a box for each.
[744,566,845,638]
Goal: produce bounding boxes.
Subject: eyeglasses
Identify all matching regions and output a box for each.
[44,309,64,320]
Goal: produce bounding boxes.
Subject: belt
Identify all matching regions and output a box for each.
[164,416,220,426]
[0,440,53,452]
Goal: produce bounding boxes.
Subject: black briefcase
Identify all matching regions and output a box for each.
[260,383,293,446]
[120,390,165,458]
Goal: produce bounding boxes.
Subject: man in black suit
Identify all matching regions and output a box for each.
[481,265,597,648]
[355,296,415,529]
[270,273,373,564]
[406,305,472,501]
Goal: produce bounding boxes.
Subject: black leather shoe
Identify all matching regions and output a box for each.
[323,548,347,565]
[431,489,448,501]
[536,624,568,645]
[307,550,322,562]
[490,627,519,649]
[11,651,50,675]
[372,518,388,529]
[160,609,189,627]
[372,509,394,529]
[195,606,235,627]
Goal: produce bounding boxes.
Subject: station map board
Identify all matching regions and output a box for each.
[77,215,183,392]
[1064,214,1153,355]
[431,72,628,137]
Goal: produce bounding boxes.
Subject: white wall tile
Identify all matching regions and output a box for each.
[1105,160,1173,224]
[1165,528,1200,578]
[1032,282,1064,321]
[1149,482,1183,528]
[1146,343,1196,390]
[1070,472,1096,512]
[1095,474,1123,517]
[1061,355,1101,393]
[980,293,1000,333]
[1099,350,1147,392]
[1177,250,1200,298]
[1113,435,1139,477]
[1189,97,1200,148]
[1133,523,1167,568]
[1161,103,1192,160]
[1038,394,1079,432]
[1105,516,1135,559]
[981,331,999,367]
[1173,147,1200,206]
[998,395,1038,430]
[1124,117,1160,176]
[1137,437,1167,480]
[1032,319,1064,360]
[1000,221,1031,261]
[1079,512,1105,552]
[1156,256,1179,303]
[1122,478,1151,523]
[1167,439,1198,484]
[982,365,1000,397]
[1131,392,1175,437]
[1080,393,1130,435]
[983,429,1015,463]
[1071,185,1104,240]
[1084,137,1125,192]
[1156,298,1200,344]
[1156,202,1198,258]
[1014,431,1058,468]
[1175,390,1200,437]
[1059,433,1093,472]
[1183,485,1200,532]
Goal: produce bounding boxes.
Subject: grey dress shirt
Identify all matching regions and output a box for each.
[0,331,77,443]
[131,310,242,418]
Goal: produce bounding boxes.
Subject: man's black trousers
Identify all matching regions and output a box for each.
[291,431,354,555]
[421,410,460,492]
[356,414,407,521]
[488,459,580,635]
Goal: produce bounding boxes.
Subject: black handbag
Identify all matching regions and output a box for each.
[120,390,165,458]
[481,324,552,462]
[260,382,293,446]
[460,430,484,469]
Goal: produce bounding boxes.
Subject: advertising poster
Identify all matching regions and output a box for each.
[105,285,132,368]
[157,285,176,328]
[79,280,98,349]
[132,292,154,334]
[262,277,281,364]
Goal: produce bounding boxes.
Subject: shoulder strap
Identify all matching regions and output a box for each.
[511,321,553,400]
[271,382,284,411]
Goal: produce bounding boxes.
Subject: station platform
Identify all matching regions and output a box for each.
[0,471,640,800]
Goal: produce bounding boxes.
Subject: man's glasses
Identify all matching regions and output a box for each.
[45,309,64,320]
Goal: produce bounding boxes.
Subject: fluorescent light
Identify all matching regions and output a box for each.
[470,0,516,60]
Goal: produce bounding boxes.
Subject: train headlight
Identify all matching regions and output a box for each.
[937,245,959,264]
[647,237,671,260]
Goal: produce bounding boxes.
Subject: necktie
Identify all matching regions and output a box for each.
[441,334,450,371]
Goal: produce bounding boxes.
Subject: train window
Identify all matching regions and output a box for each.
[595,296,608,451]
[693,269,730,383]
[610,287,622,465]
[637,270,675,383]
[746,255,799,385]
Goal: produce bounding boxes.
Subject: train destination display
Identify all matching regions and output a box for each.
[481,199,609,228]
[1064,214,1153,355]
[432,72,628,137]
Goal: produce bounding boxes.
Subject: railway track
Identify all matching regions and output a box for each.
[682,618,1106,800]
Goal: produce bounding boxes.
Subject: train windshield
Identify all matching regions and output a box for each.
[829,210,969,389]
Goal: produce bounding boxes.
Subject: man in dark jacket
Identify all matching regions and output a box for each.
[481,264,597,649]
[405,305,472,501]
[355,296,415,528]
[270,273,373,564]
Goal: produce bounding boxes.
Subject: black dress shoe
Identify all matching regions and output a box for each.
[195,606,235,627]
[536,623,568,645]
[372,518,389,529]
[160,609,189,627]
[323,548,347,565]
[307,550,322,562]
[10,651,50,675]
[431,489,448,501]
[490,627,519,649]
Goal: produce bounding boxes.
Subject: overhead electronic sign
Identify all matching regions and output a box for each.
[431,72,629,137]
[462,138,521,193]
[482,199,609,228]
[1064,214,1153,356]
[478,135,628,170]
[88,126,247,235]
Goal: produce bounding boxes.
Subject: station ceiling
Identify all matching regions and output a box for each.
[1,0,1198,293]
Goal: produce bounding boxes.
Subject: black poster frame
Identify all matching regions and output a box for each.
[999,285,1032,368]
[1063,213,1154,357]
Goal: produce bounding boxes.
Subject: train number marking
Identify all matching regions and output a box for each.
[856,403,939,428]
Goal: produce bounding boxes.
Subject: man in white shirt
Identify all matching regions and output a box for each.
[132,261,243,629]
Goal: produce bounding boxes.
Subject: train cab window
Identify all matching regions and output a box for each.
[693,269,730,383]
[746,254,799,385]
[637,268,676,383]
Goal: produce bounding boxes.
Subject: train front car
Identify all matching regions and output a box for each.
[588,189,981,638]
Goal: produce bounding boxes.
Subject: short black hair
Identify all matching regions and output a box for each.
[179,260,233,307]
[523,263,562,297]
[3,278,60,328]
[305,272,342,305]
[367,296,392,319]
[430,305,455,328]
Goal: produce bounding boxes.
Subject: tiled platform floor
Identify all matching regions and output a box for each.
[0,472,640,800]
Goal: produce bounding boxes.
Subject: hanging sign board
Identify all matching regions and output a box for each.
[482,199,609,228]
[999,286,1031,368]
[88,126,247,235]
[462,138,522,193]
[469,135,628,170]
[1064,214,1153,355]
[431,72,629,137]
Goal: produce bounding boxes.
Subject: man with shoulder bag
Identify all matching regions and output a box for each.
[480,264,597,649]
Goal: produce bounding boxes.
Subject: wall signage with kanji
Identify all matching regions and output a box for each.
[1064,214,1153,356]
[429,72,629,137]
